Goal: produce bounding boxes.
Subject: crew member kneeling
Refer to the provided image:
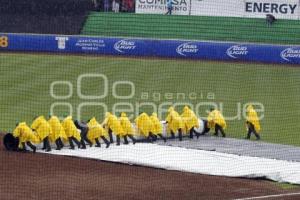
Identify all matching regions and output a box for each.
[13,122,39,152]
[31,116,52,152]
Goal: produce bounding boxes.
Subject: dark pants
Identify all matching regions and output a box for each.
[108,129,114,143]
[101,136,110,148]
[55,138,64,150]
[170,129,183,141]
[214,124,226,137]
[93,137,110,148]
[170,131,175,139]
[69,137,81,149]
[178,129,183,141]
[81,135,92,148]
[166,7,172,15]
[157,133,166,142]
[116,135,121,145]
[42,136,51,152]
[124,134,136,144]
[22,142,36,153]
[246,122,260,140]
[189,127,200,139]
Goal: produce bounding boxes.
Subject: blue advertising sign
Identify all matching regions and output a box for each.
[0,33,299,65]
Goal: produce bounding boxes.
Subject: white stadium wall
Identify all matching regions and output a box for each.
[136,0,300,20]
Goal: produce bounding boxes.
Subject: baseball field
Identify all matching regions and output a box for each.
[1,52,299,146]
[1,7,300,200]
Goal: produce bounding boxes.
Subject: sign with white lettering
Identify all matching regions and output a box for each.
[244,0,299,19]
[135,0,191,15]
[189,0,299,19]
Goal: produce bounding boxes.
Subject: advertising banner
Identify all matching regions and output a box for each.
[190,0,300,19]
[0,33,299,64]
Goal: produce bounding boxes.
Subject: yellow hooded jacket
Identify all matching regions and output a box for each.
[246,105,261,133]
[181,106,199,133]
[103,113,125,136]
[13,122,40,148]
[48,116,68,143]
[87,117,108,143]
[61,116,81,141]
[119,112,134,135]
[207,110,227,129]
[149,113,163,135]
[135,113,153,137]
[31,116,51,141]
[166,107,185,134]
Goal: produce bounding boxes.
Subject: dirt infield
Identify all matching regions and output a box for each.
[1,134,300,200]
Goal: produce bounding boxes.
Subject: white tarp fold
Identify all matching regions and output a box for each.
[42,143,300,184]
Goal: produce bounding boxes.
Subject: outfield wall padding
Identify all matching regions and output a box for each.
[0,33,300,64]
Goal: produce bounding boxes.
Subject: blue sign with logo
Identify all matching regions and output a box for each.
[0,33,299,65]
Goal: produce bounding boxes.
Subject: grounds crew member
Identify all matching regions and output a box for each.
[165,107,185,141]
[119,112,137,144]
[87,117,110,148]
[149,112,166,142]
[135,113,157,142]
[62,116,81,149]
[102,112,125,146]
[74,120,89,149]
[31,116,52,152]
[48,115,67,150]
[13,122,39,152]
[102,112,115,143]
[207,108,226,137]
[181,106,200,139]
[245,104,261,140]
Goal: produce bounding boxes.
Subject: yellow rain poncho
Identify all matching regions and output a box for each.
[31,116,51,141]
[119,112,134,135]
[103,112,125,136]
[149,113,163,135]
[165,107,185,134]
[61,116,81,141]
[87,117,108,144]
[181,106,199,133]
[207,109,227,129]
[246,105,261,133]
[135,113,153,137]
[13,122,40,148]
[48,116,68,143]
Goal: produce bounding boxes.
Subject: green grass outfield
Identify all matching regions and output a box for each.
[0,53,300,146]
[81,12,300,45]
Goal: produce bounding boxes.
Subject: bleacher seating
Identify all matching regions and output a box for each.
[0,0,94,34]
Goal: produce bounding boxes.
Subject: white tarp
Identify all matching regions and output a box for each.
[42,143,300,185]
